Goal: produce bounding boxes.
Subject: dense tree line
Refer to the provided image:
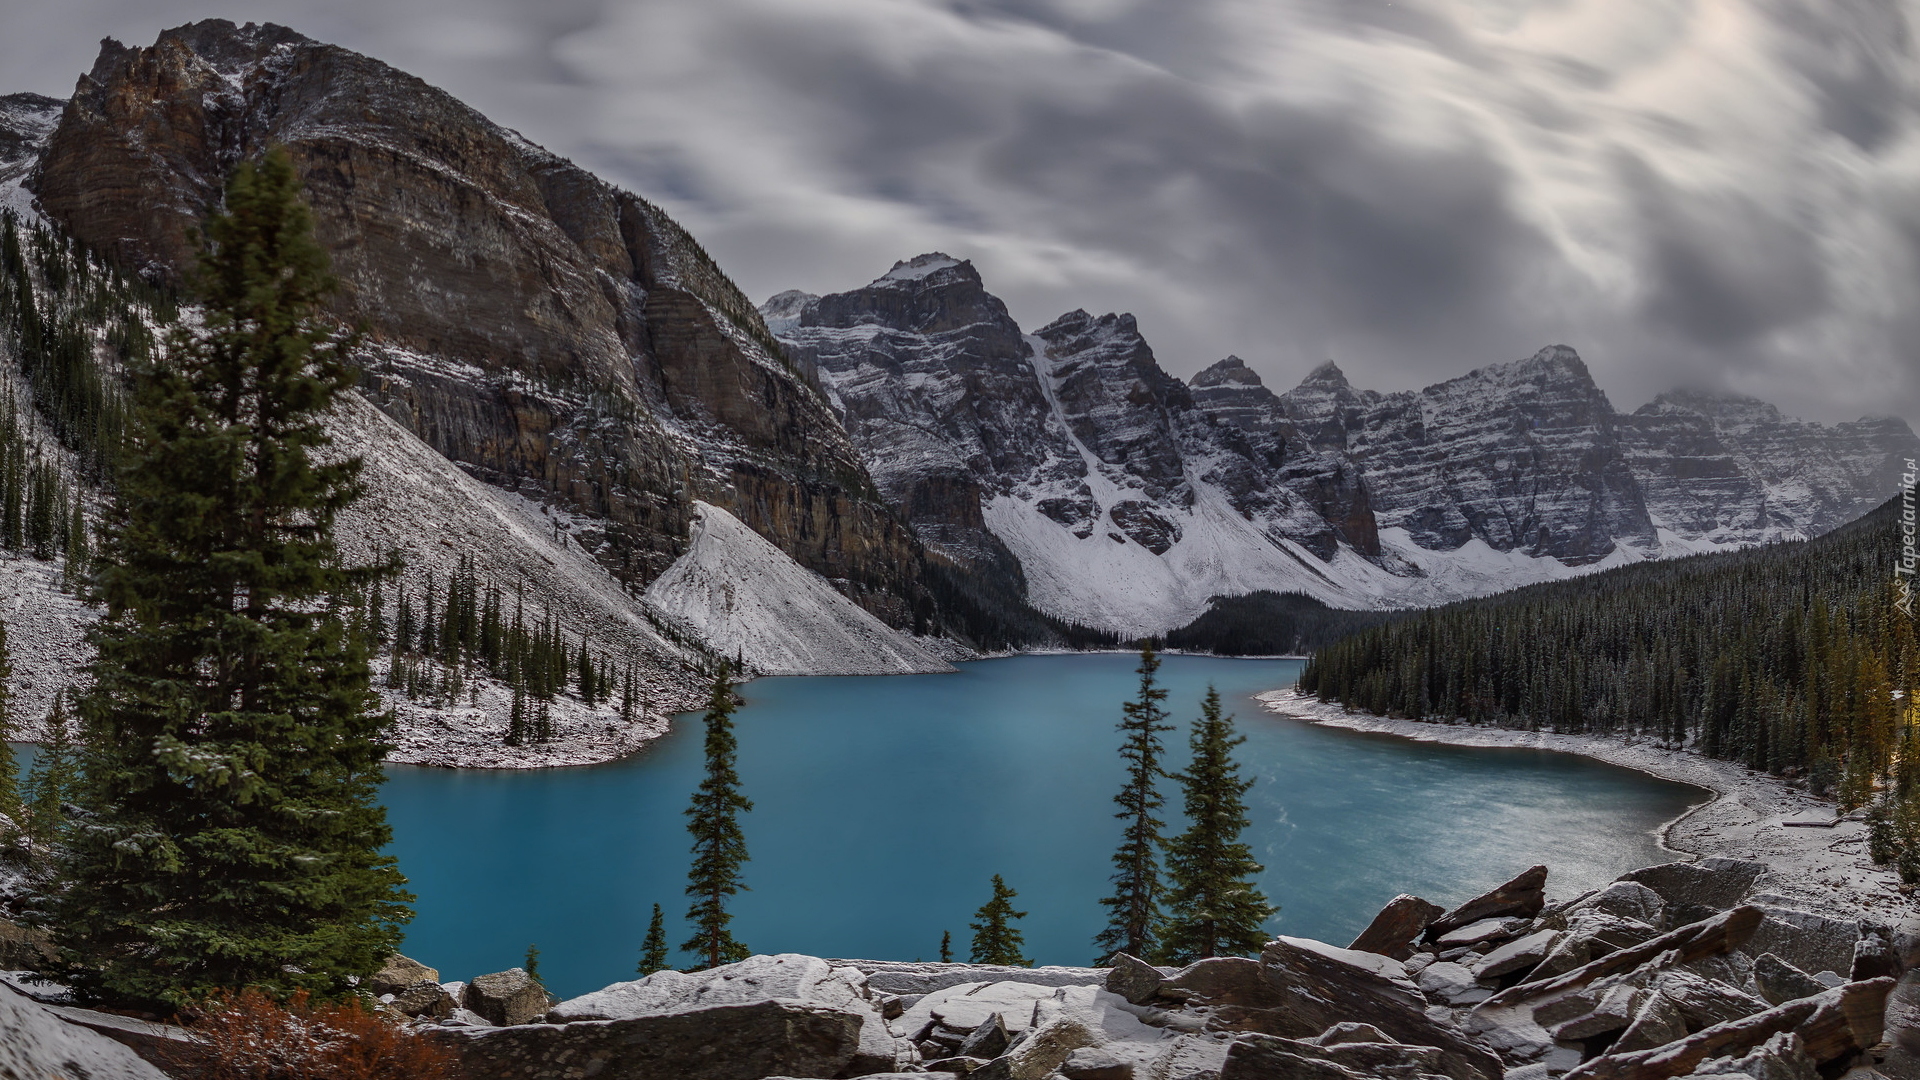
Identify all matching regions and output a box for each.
[367,553,648,743]
[1300,492,1920,872]
[1164,590,1394,656]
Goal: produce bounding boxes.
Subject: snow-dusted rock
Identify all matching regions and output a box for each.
[645,502,953,676]
[0,983,170,1080]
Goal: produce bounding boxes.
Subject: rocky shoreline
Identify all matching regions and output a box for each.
[12,856,1910,1080]
[1258,688,1916,935]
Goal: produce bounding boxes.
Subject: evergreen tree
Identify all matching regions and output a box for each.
[639,904,670,975]
[23,694,78,853]
[41,147,411,1006]
[939,930,952,964]
[1159,687,1277,963]
[682,665,752,969]
[524,943,543,987]
[1094,644,1172,964]
[0,620,17,842]
[969,875,1030,967]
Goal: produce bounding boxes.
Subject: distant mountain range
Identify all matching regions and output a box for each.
[767,255,1919,634]
[0,19,1910,708]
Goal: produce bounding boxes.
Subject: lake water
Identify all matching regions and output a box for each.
[380,654,1707,998]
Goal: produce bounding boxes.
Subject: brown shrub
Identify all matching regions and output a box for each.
[171,988,458,1080]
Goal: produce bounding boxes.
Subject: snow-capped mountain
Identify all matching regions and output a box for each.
[769,256,1920,635]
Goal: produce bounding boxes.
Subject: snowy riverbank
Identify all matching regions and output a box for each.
[1258,687,1918,936]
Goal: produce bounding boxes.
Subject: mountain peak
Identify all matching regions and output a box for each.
[1300,360,1349,389]
[874,253,975,287]
[1190,356,1264,390]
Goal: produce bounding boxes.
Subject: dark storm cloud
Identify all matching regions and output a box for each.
[3,0,1917,426]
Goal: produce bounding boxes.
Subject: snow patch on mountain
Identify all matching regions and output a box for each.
[645,502,955,676]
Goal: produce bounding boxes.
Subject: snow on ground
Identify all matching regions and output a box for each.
[1260,688,1918,935]
[644,501,954,676]
[0,554,91,739]
[330,392,711,766]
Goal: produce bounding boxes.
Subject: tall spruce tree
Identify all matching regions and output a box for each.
[24,693,78,853]
[1158,687,1277,963]
[0,620,17,842]
[639,904,670,975]
[1094,644,1173,963]
[969,874,1030,967]
[41,147,411,1006]
[682,664,752,969]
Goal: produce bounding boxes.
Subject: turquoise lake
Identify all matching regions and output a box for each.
[379,654,1707,998]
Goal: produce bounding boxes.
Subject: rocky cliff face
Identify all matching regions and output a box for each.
[0,93,60,215]
[768,258,1920,634]
[27,20,924,626]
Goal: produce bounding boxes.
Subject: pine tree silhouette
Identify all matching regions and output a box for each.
[969,875,1030,967]
[1094,643,1172,964]
[682,664,752,969]
[1159,687,1277,963]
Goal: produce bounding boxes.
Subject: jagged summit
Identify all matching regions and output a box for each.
[874,252,970,285]
[1297,360,1350,388]
[1190,355,1263,389]
[1645,387,1785,422]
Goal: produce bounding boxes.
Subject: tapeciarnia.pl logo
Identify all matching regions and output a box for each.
[1899,458,1917,617]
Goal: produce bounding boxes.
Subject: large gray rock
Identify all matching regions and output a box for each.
[440,999,864,1080]
[1425,866,1548,941]
[969,1016,1096,1080]
[831,959,1105,998]
[368,952,440,996]
[1618,860,1765,925]
[1737,905,1862,980]
[1259,936,1503,1080]
[1103,953,1163,1006]
[1476,930,1561,980]
[393,979,459,1020]
[1220,1032,1450,1080]
[553,954,900,1074]
[0,984,171,1080]
[1350,895,1446,960]
[1158,956,1287,1008]
[465,967,551,1027]
[1751,953,1828,1006]
[1571,882,1667,930]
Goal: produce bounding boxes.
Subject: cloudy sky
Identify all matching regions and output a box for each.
[5,0,1918,425]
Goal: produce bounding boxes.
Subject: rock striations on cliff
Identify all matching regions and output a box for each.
[27,19,925,633]
[769,258,1920,635]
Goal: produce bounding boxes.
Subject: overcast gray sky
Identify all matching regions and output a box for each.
[4,0,1917,426]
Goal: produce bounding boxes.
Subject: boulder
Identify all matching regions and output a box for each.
[1751,953,1826,1006]
[1104,953,1163,1006]
[554,954,870,1021]
[464,968,551,1027]
[1566,912,1665,954]
[1547,982,1640,1041]
[1557,978,1892,1080]
[1682,1030,1817,1080]
[1434,918,1527,949]
[1476,930,1561,980]
[439,998,864,1080]
[832,960,1105,998]
[1259,936,1503,1080]
[1851,930,1898,982]
[956,1012,1011,1059]
[552,953,906,1075]
[1158,956,1287,1009]
[0,984,171,1080]
[1415,962,1490,1007]
[1310,1022,1396,1046]
[1736,905,1860,980]
[893,981,1062,1043]
[1572,883,1667,929]
[1350,895,1446,960]
[1611,991,1686,1054]
[1618,860,1764,926]
[968,1017,1096,1080]
[1424,866,1548,941]
[1220,1032,1449,1080]
[1060,1046,1134,1080]
[1647,969,1766,1030]
[1140,1032,1232,1080]
[392,979,459,1020]
[368,953,440,996]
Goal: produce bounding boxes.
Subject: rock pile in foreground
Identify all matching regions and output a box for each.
[388,858,1913,1080]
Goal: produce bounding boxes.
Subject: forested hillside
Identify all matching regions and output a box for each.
[1301,490,1920,863]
